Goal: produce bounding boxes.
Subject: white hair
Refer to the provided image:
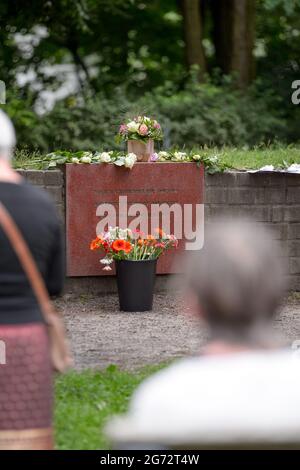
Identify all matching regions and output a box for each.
[0,110,16,161]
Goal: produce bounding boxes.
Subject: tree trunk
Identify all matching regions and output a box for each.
[230,0,255,87]
[212,0,255,88]
[211,0,232,75]
[182,0,206,80]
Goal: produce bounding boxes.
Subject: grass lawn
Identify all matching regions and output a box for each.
[54,364,165,450]
[208,146,300,170]
[14,146,300,171]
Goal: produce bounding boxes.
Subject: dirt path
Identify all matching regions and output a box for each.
[57,293,300,370]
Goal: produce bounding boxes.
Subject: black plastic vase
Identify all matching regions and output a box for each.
[115,259,157,312]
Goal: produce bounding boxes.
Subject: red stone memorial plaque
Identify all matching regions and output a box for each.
[66,162,204,276]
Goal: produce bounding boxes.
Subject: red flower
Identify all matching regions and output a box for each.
[102,241,110,252]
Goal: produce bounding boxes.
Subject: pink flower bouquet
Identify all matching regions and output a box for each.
[116,115,163,144]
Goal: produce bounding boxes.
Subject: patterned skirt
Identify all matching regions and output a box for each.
[0,323,53,449]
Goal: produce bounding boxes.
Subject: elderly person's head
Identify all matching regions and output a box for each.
[0,110,16,162]
[185,220,285,344]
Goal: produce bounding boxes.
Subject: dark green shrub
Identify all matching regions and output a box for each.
[7,81,289,153]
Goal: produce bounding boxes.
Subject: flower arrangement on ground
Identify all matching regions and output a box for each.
[90,226,178,271]
[90,226,177,312]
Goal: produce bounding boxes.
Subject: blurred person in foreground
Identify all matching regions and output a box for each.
[0,110,64,449]
[107,222,300,449]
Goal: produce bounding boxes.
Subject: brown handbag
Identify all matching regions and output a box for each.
[0,202,72,373]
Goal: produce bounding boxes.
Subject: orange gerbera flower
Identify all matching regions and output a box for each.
[112,239,126,252]
[90,237,103,250]
[146,234,156,245]
[123,241,132,253]
[112,239,132,253]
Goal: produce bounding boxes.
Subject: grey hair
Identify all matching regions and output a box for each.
[184,219,285,339]
[0,110,16,161]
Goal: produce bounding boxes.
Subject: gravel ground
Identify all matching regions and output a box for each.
[56,293,300,370]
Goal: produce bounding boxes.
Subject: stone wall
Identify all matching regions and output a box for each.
[18,169,65,223]
[17,169,300,290]
[205,172,300,290]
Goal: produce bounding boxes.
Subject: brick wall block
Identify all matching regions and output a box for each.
[287,187,300,204]
[44,170,63,186]
[206,204,271,222]
[289,241,300,257]
[21,170,45,185]
[45,186,63,204]
[288,224,300,240]
[227,188,258,204]
[205,188,228,204]
[264,188,286,204]
[288,276,300,290]
[284,206,300,222]
[205,172,237,187]
[290,258,300,275]
[272,206,284,222]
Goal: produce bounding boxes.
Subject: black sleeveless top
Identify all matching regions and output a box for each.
[0,180,64,324]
